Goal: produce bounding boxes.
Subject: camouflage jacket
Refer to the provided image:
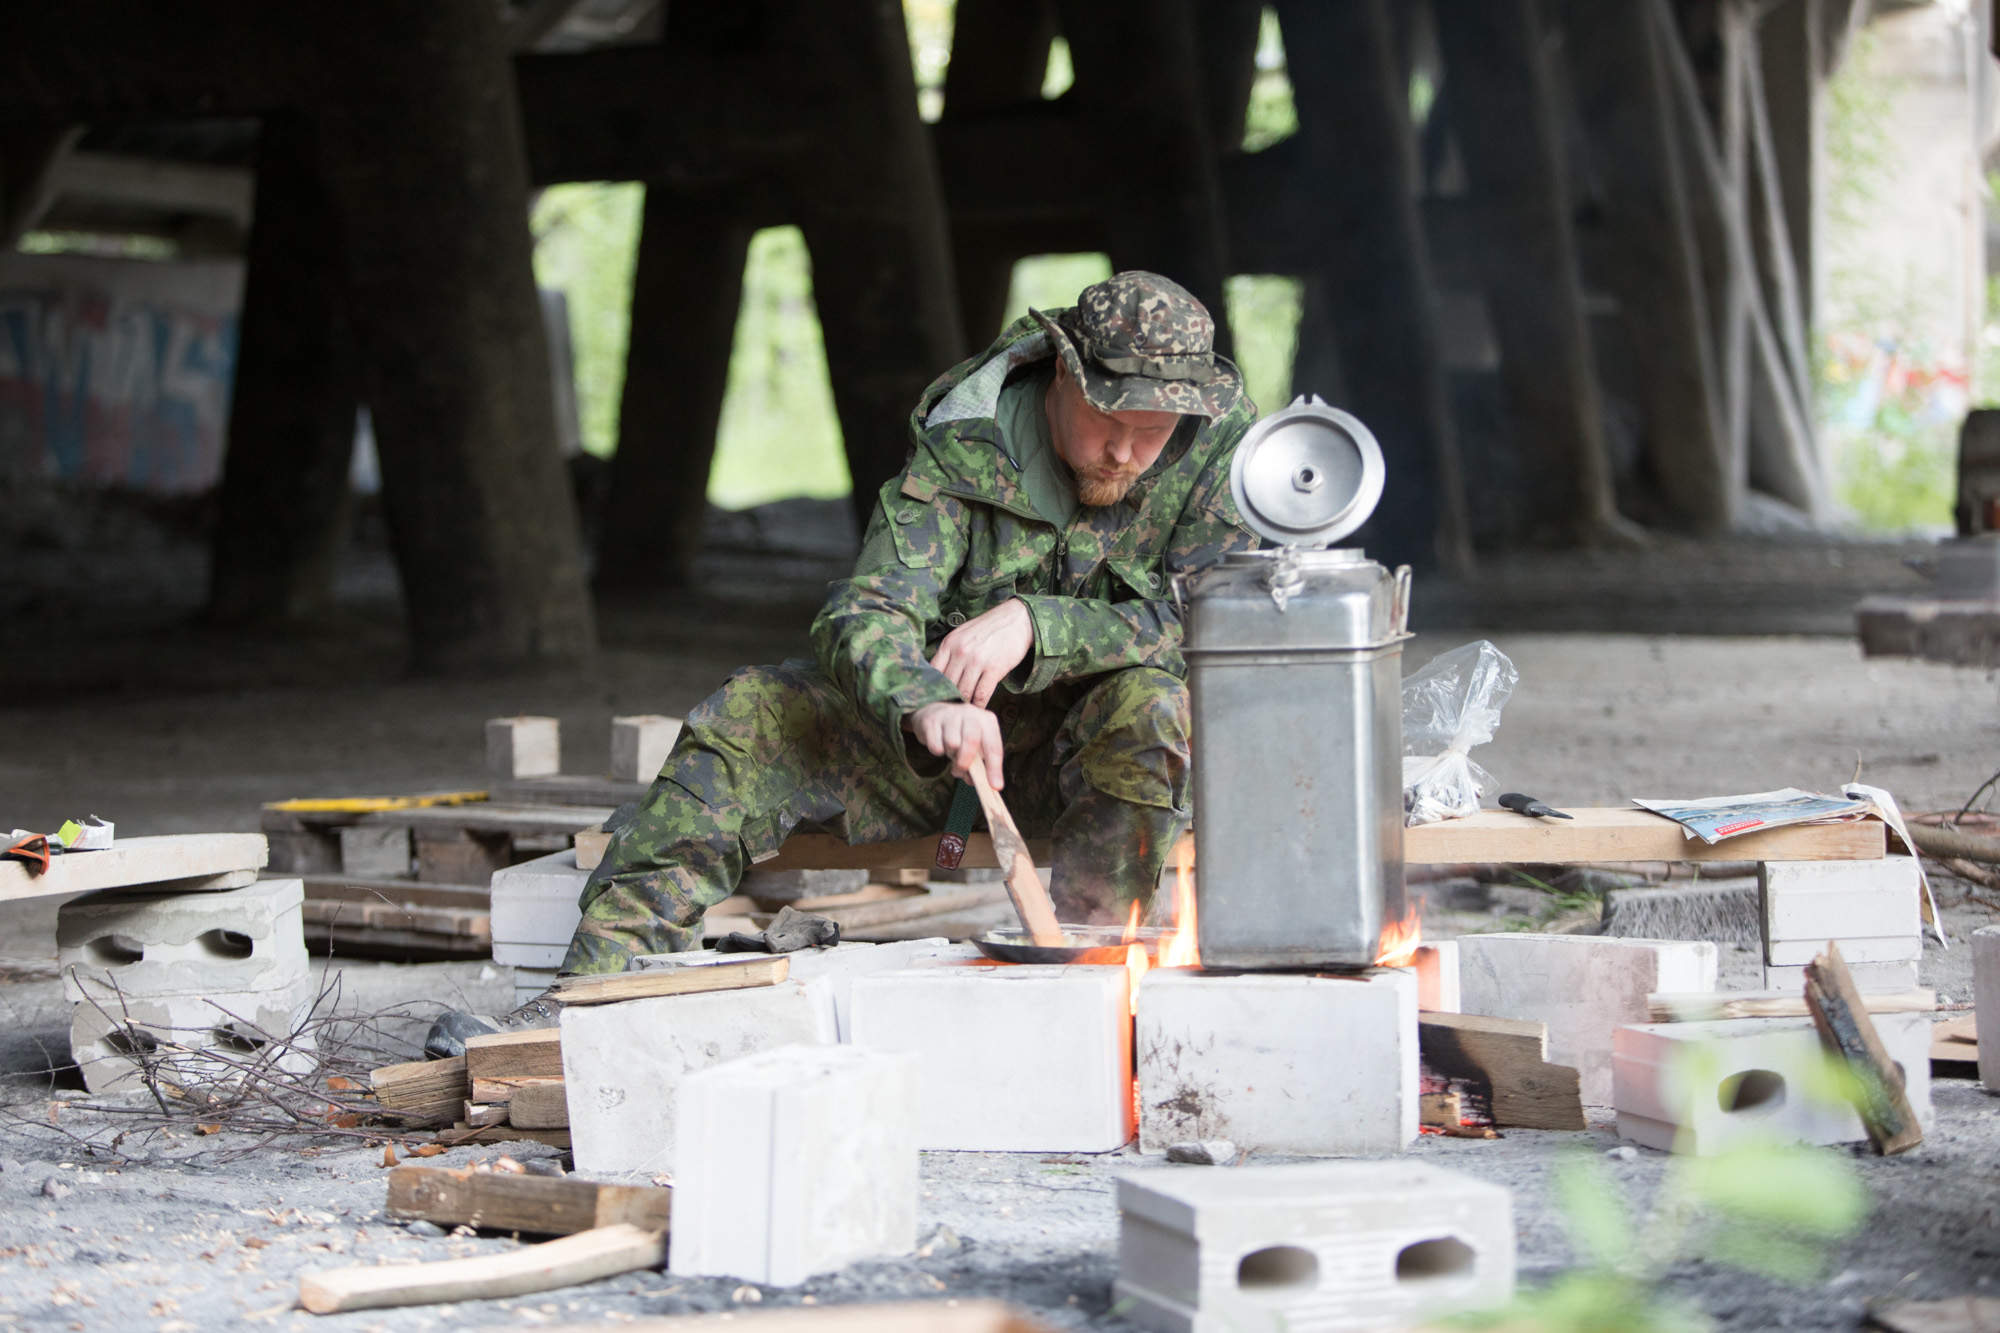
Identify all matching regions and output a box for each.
[809,315,1260,759]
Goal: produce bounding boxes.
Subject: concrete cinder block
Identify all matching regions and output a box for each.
[1614,1012,1934,1155]
[610,715,682,783]
[486,716,560,780]
[738,869,869,903]
[1413,942,1459,1012]
[58,879,308,1003]
[849,964,1133,1152]
[1975,927,2000,1090]
[338,825,411,879]
[560,981,832,1176]
[1114,1162,1515,1333]
[1763,960,1921,992]
[670,1045,917,1285]
[632,941,955,1043]
[1765,934,1921,966]
[70,984,314,1093]
[1136,970,1416,1156]
[1457,934,1717,1106]
[490,850,589,955]
[1760,857,1921,947]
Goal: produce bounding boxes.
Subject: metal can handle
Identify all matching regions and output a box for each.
[1392,564,1413,635]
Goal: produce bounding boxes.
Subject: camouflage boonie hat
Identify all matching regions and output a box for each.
[1030,271,1243,420]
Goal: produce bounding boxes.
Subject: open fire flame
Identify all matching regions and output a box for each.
[1373,903,1422,968]
[1120,839,1201,1012]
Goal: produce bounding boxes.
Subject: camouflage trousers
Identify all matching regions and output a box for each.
[562,658,1190,974]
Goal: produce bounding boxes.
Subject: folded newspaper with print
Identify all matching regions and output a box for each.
[1630,788,1873,845]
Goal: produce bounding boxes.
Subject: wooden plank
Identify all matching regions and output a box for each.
[1420,1091,1464,1128]
[780,883,1009,931]
[967,766,1063,945]
[473,1076,563,1105]
[574,828,611,871]
[1868,1296,2000,1333]
[0,833,268,904]
[437,1124,572,1149]
[465,1029,563,1081]
[1804,942,1923,1155]
[1932,1012,1978,1064]
[757,833,1049,874]
[1404,807,1883,865]
[361,804,613,838]
[303,876,490,908]
[1649,987,1934,1023]
[1419,1013,1586,1131]
[299,1222,663,1313]
[511,1080,570,1129]
[758,811,1877,878]
[302,899,491,942]
[372,1055,470,1125]
[385,1165,667,1236]
[554,955,789,1007]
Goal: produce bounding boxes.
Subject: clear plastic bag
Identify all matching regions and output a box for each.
[1401,641,1519,826]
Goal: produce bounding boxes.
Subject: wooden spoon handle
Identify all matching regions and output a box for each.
[968,764,1065,947]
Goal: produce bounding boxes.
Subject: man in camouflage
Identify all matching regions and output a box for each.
[434,272,1261,1046]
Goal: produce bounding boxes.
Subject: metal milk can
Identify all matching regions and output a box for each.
[1185,397,1411,969]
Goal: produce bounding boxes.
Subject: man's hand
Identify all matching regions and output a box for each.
[930,598,1034,709]
[907,701,1005,790]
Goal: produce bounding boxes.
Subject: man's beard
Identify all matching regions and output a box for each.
[1077,466,1143,506]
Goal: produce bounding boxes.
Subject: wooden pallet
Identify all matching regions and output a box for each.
[299,875,491,960]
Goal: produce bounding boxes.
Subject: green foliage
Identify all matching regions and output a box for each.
[1243,8,1297,152]
[1824,30,1895,234]
[531,182,643,460]
[1225,274,1303,416]
[904,0,953,122]
[1444,1119,1868,1331]
[1043,36,1074,100]
[709,226,851,509]
[1003,253,1114,330]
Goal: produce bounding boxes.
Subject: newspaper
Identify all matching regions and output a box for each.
[1630,788,1872,845]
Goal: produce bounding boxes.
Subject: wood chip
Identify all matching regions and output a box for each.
[298,1222,664,1313]
[385,1165,670,1237]
[1804,941,1923,1155]
[463,1030,562,1081]
[552,955,790,1007]
[1419,1013,1586,1131]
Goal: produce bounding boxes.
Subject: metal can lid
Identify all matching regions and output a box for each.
[1228,396,1385,548]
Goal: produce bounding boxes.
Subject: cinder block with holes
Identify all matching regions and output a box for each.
[1759,857,1921,952]
[1762,959,1921,992]
[1135,969,1416,1156]
[70,983,314,1093]
[57,878,308,1003]
[1613,1012,1934,1155]
[670,1044,916,1285]
[848,964,1132,1152]
[1114,1161,1515,1333]
[561,981,833,1176]
[1456,934,1717,1105]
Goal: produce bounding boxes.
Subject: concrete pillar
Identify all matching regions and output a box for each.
[791,0,963,525]
[1276,0,1469,570]
[1433,0,1626,546]
[313,0,595,670]
[595,187,753,590]
[1557,0,1732,532]
[208,113,360,625]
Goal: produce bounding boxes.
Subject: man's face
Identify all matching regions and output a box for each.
[1045,359,1180,506]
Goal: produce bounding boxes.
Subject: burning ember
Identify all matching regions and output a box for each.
[1156,839,1199,969]
[1373,903,1421,968]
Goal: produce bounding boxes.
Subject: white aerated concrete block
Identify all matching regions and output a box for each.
[490,850,589,966]
[1413,942,1459,1012]
[487,715,560,780]
[1457,934,1717,1106]
[671,1045,916,1285]
[1763,960,1921,992]
[71,984,313,1093]
[58,879,308,1003]
[1614,1013,1933,1155]
[1976,927,2000,1089]
[1115,1162,1514,1333]
[1136,970,1416,1156]
[849,964,1133,1151]
[632,941,957,1042]
[561,981,831,1176]
[611,715,682,783]
[1760,857,1921,948]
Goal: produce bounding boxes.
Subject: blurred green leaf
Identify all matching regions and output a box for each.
[1677,1145,1868,1238]
[1552,1156,1634,1271]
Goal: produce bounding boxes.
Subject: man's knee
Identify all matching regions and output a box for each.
[1070,668,1190,807]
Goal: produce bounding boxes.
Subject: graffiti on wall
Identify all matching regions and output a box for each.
[0,278,238,494]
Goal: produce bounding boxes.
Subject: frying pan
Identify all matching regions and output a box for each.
[974,924,1172,965]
